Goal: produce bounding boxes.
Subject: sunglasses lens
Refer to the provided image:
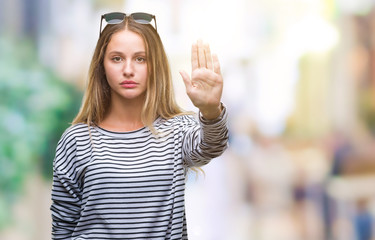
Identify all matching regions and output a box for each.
[104,12,125,24]
[100,12,156,37]
[131,13,153,24]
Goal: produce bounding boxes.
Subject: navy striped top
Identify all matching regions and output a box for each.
[50,107,228,240]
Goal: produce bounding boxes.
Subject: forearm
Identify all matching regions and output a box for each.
[51,200,79,239]
[183,104,229,166]
[199,103,228,148]
[51,170,81,239]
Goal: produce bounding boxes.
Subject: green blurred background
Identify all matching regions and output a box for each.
[1,0,375,239]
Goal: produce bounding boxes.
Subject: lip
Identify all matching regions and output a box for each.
[120,80,138,88]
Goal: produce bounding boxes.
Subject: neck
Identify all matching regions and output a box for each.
[100,94,145,132]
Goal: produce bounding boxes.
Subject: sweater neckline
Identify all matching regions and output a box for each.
[92,117,163,138]
[94,125,147,138]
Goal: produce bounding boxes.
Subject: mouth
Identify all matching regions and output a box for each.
[120,80,138,88]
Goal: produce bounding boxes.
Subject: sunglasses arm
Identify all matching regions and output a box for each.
[99,16,104,37]
[154,17,157,32]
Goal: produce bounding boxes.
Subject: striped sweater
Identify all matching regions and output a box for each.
[50,107,228,240]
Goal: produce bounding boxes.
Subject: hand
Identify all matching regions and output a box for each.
[180,40,223,120]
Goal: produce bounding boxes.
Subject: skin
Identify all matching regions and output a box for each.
[101,29,147,131]
[180,39,223,120]
[104,30,148,102]
[101,30,223,132]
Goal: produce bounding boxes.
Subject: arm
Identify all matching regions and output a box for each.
[50,133,82,239]
[182,105,229,167]
[179,40,228,166]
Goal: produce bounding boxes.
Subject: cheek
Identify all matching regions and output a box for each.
[140,64,149,78]
[104,64,119,79]
[103,62,110,77]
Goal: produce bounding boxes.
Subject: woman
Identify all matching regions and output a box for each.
[50,12,228,240]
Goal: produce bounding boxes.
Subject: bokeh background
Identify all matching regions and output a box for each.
[1,0,375,239]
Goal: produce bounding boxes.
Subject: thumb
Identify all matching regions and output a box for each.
[179,70,191,90]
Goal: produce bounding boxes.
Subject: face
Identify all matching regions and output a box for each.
[104,29,148,103]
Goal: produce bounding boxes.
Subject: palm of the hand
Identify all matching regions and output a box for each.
[188,68,222,110]
[180,40,223,119]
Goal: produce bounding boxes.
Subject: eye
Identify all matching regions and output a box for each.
[135,56,146,63]
[111,56,123,62]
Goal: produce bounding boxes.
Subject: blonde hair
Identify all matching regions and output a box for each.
[73,17,184,127]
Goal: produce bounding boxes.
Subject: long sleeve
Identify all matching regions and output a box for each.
[182,104,229,167]
[50,129,82,240]
[49,116,228,239]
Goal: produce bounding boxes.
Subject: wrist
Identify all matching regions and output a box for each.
[200,104,223,120]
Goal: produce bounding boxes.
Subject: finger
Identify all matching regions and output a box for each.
[191,43,198,71]
[204,43,212,70]
[212,54,221,74]
[197,39,206,68]
[179,70,192,90]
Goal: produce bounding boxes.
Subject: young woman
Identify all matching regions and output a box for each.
[50,12,228,240]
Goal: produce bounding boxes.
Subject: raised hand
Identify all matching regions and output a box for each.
[179,40,223,120]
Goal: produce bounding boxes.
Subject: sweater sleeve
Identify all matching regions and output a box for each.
[50,130,82,240]
[182,103,229,167]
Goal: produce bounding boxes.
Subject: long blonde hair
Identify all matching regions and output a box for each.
[73,17,184,127]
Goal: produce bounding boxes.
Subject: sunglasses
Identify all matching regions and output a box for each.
[99,12,157,37]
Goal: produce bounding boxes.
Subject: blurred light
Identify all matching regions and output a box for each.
[285,14,339,54]
[252,51,299,136]
[337,0,375,15]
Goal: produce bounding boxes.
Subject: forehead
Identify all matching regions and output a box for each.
[106,29,145,52]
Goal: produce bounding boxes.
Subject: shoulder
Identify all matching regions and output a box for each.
[54,123,91,163]
[54,124,91,173]
[57,123,90,146]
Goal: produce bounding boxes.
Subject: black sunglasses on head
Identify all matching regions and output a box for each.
[99,12,157,37]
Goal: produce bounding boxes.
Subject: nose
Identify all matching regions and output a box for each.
[122,60,134,77]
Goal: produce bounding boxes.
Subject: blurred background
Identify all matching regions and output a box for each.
[1,0,375,239]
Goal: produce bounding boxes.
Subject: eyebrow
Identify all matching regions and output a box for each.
[107,51,146,55]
